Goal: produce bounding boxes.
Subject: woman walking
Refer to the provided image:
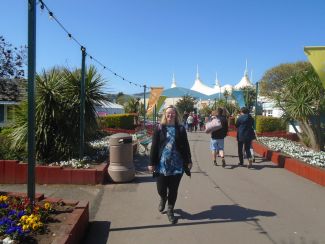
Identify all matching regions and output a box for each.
[210,108,228,167]
[148,105,192,224]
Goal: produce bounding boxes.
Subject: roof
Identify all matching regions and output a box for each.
[234,74,253,89]
[97,101,124,109]
[191,79,217,95]
[162,87,210,100]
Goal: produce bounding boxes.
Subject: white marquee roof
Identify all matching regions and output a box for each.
[234,60,254,89]
[190,66,217,95]
[169,61,254,95]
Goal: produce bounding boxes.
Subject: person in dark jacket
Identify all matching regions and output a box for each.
[235,107,255,168]
[148,105,192,224]
[210,108,229,167]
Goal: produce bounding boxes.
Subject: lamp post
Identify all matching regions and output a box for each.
[27,0,36,204]
[79,46,86,160]
[254,82,259,129]
[143,85,147,129]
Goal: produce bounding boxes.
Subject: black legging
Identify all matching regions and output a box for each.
[238,140,252,164]
[156,174,182,207]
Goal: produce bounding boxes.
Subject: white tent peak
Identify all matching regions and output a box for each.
[191,65,216,95]
[234,60,254,89]
[171,73,177,88]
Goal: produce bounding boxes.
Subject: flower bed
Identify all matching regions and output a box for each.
[252,139,325,186]
[228,130,325,186]
[0,192,89,244]
[257,137,325,168]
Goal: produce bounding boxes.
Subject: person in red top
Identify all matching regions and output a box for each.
[193,113,199,132]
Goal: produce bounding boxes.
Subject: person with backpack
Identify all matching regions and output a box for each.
[148,105,192,224]
[210,108,228,167]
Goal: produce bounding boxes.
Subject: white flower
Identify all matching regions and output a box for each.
[258,137,325,168]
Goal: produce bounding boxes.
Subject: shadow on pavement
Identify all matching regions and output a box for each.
[175,204,276,221]
[82,221,111,244]
[107,205,276,233]
[134,175,156,183]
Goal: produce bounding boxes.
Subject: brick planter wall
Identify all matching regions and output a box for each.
[0,160,109,185]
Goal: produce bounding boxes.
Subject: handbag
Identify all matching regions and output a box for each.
[205,118,222,133]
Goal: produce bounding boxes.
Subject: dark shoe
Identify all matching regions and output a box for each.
[167,206,177,224]
[158,198,166,213]
[222,158,226,167]
[238,162,244,166]
[213,160,217,166]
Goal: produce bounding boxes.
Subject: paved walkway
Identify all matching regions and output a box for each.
[1,132,325,244]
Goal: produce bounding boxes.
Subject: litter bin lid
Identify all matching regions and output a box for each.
[109,133,132,146]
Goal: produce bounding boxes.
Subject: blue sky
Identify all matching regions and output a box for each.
[1,0,325,94]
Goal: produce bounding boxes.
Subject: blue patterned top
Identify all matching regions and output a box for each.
[157,126,184,176]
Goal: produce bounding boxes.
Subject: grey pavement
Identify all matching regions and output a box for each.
[1,132,325,244]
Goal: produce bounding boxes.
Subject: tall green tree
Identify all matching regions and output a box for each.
[0,36,26,79]
[259,61,310,97]
[176,95,196,115]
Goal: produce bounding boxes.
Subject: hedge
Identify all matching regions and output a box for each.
[98,114,136,130]
[256,115,287,133]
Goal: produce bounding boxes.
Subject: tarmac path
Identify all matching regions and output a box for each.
[82,132,325,244]
[1,132,325,244]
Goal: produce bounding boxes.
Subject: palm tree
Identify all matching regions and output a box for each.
[10,66,108,162]
[281,67,325,150]
[125,97,141,125]
[124,97,140,113]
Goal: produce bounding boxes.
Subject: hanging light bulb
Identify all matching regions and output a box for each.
[48,11,53,20]
[40,0,45,11]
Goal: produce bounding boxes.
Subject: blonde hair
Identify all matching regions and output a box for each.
[211,110,217,117]
[160,105,181,125]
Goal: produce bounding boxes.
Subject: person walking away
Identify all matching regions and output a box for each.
[193,113,199,132]
[210,108,228,167]
[182,111,189,130]
[148,105,192,224]
[186,112,194,132]
[235,107,255,168]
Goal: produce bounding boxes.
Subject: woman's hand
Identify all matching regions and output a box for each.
[188,163,192,170]
[148,165,155,172]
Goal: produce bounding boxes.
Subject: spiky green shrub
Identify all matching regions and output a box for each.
[9,66,108,163]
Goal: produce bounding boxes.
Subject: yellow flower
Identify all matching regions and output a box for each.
[20,215,28,222]
[22,225,29,231]
[44,202,51,210]
[32,223,39,230]
[0,195,8,201]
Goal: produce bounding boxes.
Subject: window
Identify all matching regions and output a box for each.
[267,110,273,117]
[0,105,4,123]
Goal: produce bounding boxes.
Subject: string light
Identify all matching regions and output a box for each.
[37,0,147,89]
